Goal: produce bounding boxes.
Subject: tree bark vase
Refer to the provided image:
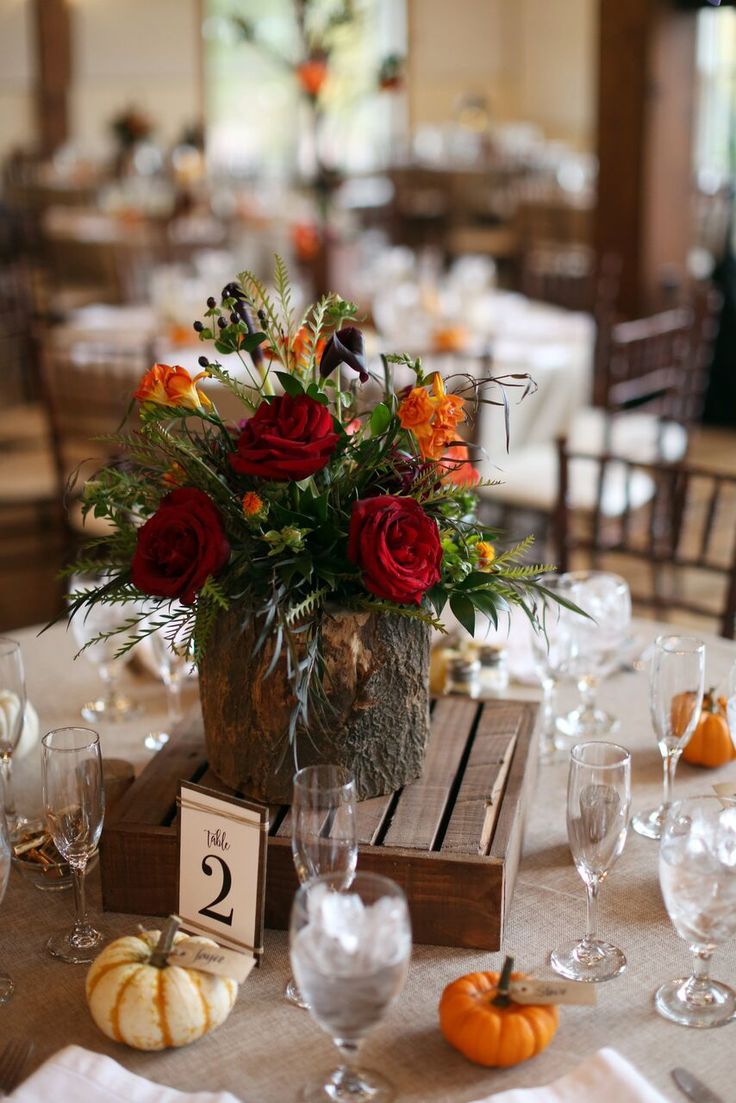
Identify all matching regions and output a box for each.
[199,609,431,803]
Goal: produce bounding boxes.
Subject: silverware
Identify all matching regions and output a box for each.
[672,1067,726,1103]
[0,1038,33,1096]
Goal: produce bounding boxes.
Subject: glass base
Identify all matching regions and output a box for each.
[81,695,140,724]
[655,976,736,1028]
[47,924,105,964]
[631,804,665,840]
[556,706,619,740]
[300,1066,395,1103]
[0,972,14,1004]
[144,731,170,753]
[550,937,627,983]
[285,976,309,1009]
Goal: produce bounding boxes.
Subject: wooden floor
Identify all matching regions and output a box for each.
[2,425,736,635]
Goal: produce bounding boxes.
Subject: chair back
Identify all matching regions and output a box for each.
[554,437,736,639]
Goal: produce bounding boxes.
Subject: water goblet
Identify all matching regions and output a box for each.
[555,571,632,740]
[656,795,736,1027]
[290,871,412,1103]
[42,727,105,963]
[632,635,705,840]
[550,740,631,982]
[0,638,28,838]
[144,628,193,752]
[286,764,358,1008]
[68,573,139,723]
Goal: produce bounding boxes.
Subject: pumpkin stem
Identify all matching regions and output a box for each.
[149,914,182,968]
[492,954,514,1007]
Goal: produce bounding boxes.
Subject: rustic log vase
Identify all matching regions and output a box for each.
[199,608,431,803]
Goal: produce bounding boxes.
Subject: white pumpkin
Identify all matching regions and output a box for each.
[86,927,238,1050]
[0,691,39,759]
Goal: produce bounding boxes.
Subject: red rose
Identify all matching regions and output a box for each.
[229,394,339,481]
[348,495,442,605]
[131,487,229,606]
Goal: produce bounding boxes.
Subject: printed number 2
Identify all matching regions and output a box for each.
[198,854,234,926]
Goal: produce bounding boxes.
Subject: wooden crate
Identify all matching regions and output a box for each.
[100,697,537,950]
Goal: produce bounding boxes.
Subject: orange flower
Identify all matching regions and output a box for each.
[398,387,436,430]
[135,363,211,411]
[433,393,466,431]
[297,58,328,98]
[242,491,265,518]
[416,424,456,461]
[476,541,496,570]
[440,444,480,487]
[162,461,186,488]
[292,222,321,263]
[264,327,325,373]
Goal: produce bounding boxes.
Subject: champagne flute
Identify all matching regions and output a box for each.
[290,871,411,1103]
[550,740,631,982]
[68,573,139,723]
[657,795,736,1027]
[529,578,577,761]
[286,764,357,1008]
[0,795,14,1002]
[0,638,27,839]
[556,572,632,740]
[42,727,105,963]
[144,627,193,752]
[632,635,705,840]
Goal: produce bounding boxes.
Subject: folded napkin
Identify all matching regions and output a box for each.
[471,1048,672,1103]
[10,1045,243,1103]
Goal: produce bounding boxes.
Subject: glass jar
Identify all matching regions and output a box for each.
[477,644,509,695]
[445,656,481,698]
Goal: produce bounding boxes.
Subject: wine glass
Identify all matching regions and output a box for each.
[555,572,632,740]
[0,638,28,839]
[41,727,105,963]
[144,627,193,752]
[68,573,139,723]
[550,740,631,982]
[290,871,411,1103]
[632,635,705,840]
[287,764,357,1008]
[529,578,578,761]
[0,794,14,1002]
[656,795,736,1027]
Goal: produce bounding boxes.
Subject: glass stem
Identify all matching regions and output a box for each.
[0,756,16,826]
[99,663,118,705]
[166,678,182,730]
[333,1039,363,1092]
[583,878,599,947]
[539,678,557,757]
[577,674,598,713]
[71,862,89,939]
[662,749,680,810]
[685,945,714,1006]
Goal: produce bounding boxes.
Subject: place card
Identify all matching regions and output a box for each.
[177,782,268,961]
[510,979,597,1006]
[168,938,256,984]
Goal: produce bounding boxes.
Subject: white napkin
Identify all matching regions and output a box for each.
[470,1047,672,1103]
[9,1045,244,1103]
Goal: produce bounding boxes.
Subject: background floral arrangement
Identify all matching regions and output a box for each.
[70,259,560,740]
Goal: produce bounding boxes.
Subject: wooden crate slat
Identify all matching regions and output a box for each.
[382,697,479,851]
[110,716,206,827]
[440,718,518,855]
[354,793,395,845]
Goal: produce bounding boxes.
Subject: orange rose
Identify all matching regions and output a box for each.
[297,58,328,98]
[433,393,465,430]
[135,364,211,411]
[416,424,456,461]
[398,387,436,430]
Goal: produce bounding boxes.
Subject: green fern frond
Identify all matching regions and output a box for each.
[286,586,330,625]
[345,597,445,632]
[273,253,294,335]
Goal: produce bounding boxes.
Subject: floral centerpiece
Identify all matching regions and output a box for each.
[71,260,559,801]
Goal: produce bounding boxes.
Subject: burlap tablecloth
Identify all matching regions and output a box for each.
[6,619,736,1102]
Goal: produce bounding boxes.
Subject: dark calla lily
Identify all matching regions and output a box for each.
[319,326,368,383]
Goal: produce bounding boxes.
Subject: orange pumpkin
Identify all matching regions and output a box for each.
[682,689,735,768]
[439,958,559,1068]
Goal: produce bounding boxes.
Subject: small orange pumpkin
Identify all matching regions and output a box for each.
[682,689,735,768]
[439,957,559,1068]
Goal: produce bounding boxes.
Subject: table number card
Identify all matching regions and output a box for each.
[177,782,268,962]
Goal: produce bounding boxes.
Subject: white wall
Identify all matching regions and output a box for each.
[0,0,34,165]
[408,0,597,150]
[70,0,201,157]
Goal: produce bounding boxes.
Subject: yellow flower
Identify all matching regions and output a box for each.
[476,541,496,570]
